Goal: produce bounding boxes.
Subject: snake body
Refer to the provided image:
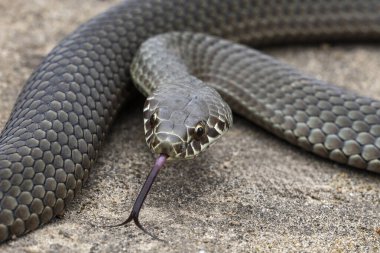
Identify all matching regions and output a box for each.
[0,0,380,242]
[133,31,380,170]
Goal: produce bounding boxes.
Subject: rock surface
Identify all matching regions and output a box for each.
[0,1,379,252]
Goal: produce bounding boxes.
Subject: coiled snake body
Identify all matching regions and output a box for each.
[1,0,380,242]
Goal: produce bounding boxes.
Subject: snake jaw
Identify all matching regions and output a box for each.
[143,99,232,159]
[148,133,186,159]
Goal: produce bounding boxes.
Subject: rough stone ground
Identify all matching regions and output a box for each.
[0,1,380,252]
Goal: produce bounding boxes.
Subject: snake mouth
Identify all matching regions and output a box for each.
[148,132,215,159]
[146,125,222,159]
[149,133,188,159]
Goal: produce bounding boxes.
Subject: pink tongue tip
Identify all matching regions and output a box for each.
[155,153,168,167]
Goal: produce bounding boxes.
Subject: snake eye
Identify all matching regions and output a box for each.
[149,113,158,127]
[194,121,206,139]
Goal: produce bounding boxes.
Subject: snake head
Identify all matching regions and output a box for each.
[143,80,232,159]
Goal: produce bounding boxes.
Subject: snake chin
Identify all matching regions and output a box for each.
[144,116,231,160]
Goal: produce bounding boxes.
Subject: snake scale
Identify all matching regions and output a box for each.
[1,0,380,242]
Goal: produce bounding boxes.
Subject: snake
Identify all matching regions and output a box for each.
[1,0,380,242]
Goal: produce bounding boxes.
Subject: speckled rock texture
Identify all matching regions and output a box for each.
[0,1,379,252]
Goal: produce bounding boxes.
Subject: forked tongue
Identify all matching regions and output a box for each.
[112,154,168,241]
